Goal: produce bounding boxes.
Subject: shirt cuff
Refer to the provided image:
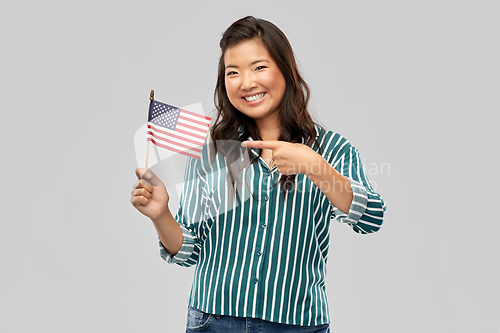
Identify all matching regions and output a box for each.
[159,224,197,265]
[330,178,368,226]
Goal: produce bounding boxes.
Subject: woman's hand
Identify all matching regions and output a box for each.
[241,140,322,176]
[242,140,354,213]
[131,168,170,221]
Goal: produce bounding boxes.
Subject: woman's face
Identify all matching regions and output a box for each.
[224,39,286,124]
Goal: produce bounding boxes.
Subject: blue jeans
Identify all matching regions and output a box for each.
[186,306,330,333]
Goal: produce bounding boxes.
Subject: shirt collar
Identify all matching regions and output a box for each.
[237,124,319,141]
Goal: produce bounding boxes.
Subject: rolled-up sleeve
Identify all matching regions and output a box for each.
[329,145,386,234]
[159,155,208,267]
[160,224,200,266]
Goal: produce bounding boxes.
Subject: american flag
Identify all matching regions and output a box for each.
[147,100,211,159]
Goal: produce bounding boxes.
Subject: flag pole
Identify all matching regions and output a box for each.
[145,90,154,170]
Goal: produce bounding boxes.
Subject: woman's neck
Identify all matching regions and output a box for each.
[255,117,281,141]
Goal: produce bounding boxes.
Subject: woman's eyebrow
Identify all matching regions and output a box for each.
[251,59,270,66]
[225,59,270,70]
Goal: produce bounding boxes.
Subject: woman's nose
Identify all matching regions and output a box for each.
[241,73,258,90]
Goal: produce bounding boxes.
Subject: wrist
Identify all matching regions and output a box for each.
[305,154,329,178]
[151,209,175,227]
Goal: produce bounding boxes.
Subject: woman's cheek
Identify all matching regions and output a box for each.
[225,80,239,105]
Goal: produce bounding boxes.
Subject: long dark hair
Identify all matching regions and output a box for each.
[211,16,319,198]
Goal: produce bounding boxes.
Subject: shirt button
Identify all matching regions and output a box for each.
[261,224,267,229]
[257,251,262,256]
[254,278,259,284]
[264,195,269,201]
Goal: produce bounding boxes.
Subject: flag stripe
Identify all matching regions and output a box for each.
[147,136,202,157]
[172,127,207,141]
[148,124,204,147]
[177,119,210,134]
[178,116,211,132]
[178,114,211,128]
[181,108,212,121]
[176,122,210,135]
[147,130,202,153]
[180,110,212,124]
[147,124,205,144]
[147,137,201,159]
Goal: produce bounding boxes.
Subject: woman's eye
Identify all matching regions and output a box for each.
[226,71,238,76]
[255,66,266,71]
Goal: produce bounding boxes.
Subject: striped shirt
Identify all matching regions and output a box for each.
[160,124,386,326]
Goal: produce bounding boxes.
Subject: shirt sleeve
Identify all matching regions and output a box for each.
[328,142,387,234]
[159,154,209,267]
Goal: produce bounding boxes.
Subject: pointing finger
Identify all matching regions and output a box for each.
[241,140,283,150]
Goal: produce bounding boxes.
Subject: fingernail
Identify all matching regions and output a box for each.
[241,142,247,147]
[145,172,151,178]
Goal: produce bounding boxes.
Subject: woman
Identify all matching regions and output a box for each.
[131,16,386,333]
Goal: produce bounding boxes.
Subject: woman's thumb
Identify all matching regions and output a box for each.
[135,168,165,188]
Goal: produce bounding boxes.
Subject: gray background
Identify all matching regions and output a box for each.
[1,0,498,332]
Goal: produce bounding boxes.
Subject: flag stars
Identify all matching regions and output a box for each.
[149,102,181,131]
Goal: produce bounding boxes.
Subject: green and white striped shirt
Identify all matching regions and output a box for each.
[160,124,386,326]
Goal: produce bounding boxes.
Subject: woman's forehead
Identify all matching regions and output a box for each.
[223,39,272,65]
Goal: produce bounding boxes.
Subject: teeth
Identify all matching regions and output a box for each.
[244,93,265,102]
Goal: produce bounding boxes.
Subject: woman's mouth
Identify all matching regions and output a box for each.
[242,92,266,104]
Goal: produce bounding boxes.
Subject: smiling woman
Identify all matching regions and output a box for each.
[212,17,318,195]
[131,15,386,333]
[223,39,286,127]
